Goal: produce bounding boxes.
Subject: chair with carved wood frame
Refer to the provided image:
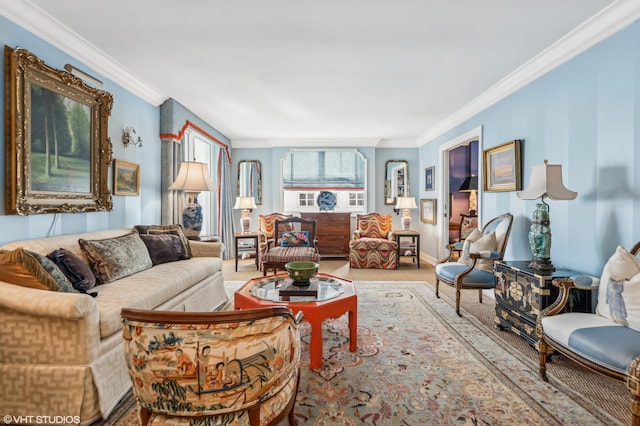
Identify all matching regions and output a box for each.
[450,211,479,259]
[121,306,302,426]
[262,216,320,275]
[435,213,513,316]
[257,213,292,272]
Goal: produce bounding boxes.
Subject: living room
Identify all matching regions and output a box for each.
[1,1,640,425]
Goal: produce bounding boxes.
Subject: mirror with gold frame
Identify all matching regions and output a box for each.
[4,46,113,215]
[384,160,409,205]
[237,160,262,205]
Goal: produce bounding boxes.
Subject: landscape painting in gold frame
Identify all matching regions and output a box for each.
[483,140,522,192]
[113,160,140,196]
[4,46,113,215]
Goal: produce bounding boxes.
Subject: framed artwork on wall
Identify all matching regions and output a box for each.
[420,198,437,224]
[483,140,522,192]
[113,160,140,196]
[4,46,113,215]
[424,166,435,191]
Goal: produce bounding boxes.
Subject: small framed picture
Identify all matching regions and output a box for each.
[483,140,522,192]
[424,166,435,191]
[113,159,140,196]
[420,198,437,224]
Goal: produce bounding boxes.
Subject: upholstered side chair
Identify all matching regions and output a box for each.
[450,211,479,259]
[349,213,398,269]
[262,216,320,275]
[121,306,302,426]
[435,213,514,316]
[257,213,292,272]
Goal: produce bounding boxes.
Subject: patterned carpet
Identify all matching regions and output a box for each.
[104,281,622,425]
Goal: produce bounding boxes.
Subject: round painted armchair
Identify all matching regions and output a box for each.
[121,307,302,425]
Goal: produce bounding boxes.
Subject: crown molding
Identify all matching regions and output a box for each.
[231,138,383,149]
[0,0,166,106]
[418,0,640,146]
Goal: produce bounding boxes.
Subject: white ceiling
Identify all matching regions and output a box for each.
[4,0,636,147]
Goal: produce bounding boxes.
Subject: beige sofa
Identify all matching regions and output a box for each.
[0,228,227,425]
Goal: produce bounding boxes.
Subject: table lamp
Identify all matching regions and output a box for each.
[234,196,257,233]
[458,174,478,215]
[517,160,577,272]
[395,196,417,231]
[168,161,215,238]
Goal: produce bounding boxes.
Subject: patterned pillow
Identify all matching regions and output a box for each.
[47,248,97,293]
[281,231,310,247]
[0,248,78,293]
[79,231,153,284]
[134,224,192,259]
[595,245,640,330]
[139,233,185,265]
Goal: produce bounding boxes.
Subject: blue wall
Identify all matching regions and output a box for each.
[0,16,162,245]
[419,20,640,276]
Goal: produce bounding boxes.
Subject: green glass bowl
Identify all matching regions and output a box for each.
[285,261,319,285]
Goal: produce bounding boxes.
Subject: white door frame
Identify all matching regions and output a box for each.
[437,126,483,259]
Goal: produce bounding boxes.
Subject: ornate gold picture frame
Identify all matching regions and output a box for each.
[483,140,522,192]
[4,46,113,215]
[113,159,140,196]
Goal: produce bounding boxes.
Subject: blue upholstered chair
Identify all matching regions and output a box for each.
[435,213,514,316]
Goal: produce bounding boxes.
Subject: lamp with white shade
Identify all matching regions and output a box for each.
[395,196,417,231]
[169,161,215,238]
[234,196,257,233]
[517,160,577,272]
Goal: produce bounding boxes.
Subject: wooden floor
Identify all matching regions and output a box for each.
[224,256,630,424]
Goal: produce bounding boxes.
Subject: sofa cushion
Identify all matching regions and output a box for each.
[93,256,222,338]
[595,245,640,329]
[0,248,78,293]
[79,231,153,284]
[139,234,185,265]
[134,224,192,259]
[47,248,97,293]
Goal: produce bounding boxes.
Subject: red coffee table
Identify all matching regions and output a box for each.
[234,273,357,369]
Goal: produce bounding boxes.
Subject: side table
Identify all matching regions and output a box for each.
[494,261,593,351]
[393,230,420,268]
[234,232,259,272]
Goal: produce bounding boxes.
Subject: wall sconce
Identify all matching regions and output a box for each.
[122,127,142,148]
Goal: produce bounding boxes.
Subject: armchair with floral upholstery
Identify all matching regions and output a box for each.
[121,306,302,426]
[349,213,398,269]
[257,213,292,272]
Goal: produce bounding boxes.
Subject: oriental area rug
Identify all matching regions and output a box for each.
[104,282,621,425]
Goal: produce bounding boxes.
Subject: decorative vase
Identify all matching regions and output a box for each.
[528,203,553,271]
[182,195,203,238]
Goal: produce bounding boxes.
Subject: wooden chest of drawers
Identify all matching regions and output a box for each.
[301,213,351,259]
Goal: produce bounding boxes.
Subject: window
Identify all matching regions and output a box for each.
[184,129,218,235]
[299,192,315,207]
[349,192,364,207]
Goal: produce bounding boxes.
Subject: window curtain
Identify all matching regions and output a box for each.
[218,147,234,260]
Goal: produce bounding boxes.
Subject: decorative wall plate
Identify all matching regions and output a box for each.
[317,191,337,211]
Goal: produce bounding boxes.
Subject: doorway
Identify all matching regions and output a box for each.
[437,126,482,259]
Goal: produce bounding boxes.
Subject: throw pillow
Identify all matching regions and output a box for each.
[459,229,497,272]
[281,231,310,247]
[79,231,153,284]
[139,233,185,265]
[134,224,192,259]
[458,228,483,265]
[47,248,97,293]
[595,245,640,326]
[0,248,78,293]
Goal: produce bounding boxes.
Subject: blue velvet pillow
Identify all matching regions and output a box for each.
[48,248,97,292]
[280,231,310,247]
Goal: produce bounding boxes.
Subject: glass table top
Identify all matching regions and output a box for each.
[249,275,344,303]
